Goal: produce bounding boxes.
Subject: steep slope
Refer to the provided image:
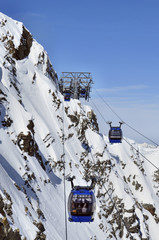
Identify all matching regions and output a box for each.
[0,12,159,240]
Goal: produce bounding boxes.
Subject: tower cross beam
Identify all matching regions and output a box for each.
[59,72,94,101]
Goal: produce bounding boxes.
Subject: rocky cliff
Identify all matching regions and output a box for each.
[0,12,159,240]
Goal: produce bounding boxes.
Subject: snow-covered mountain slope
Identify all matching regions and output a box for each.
[0,12,159,240]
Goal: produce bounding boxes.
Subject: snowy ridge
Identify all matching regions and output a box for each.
[0,12,159,240]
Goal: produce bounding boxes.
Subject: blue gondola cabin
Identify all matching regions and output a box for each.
[68,187,96,222]
[108,126,123,143]
[80,88,86,97]
[63,89,71,101]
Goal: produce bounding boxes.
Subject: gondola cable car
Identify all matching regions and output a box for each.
[63,88,71,101]
[108,121,124,144]
[79,88,87,98]
[67,176,97,223]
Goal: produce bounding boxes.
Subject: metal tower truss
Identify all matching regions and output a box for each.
[59,72,93,101]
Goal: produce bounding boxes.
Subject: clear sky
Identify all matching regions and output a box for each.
[1,0,159,144]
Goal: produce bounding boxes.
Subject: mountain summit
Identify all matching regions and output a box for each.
[0,12,159,240]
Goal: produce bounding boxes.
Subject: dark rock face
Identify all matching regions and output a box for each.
[33,221,46,240]
[12,26,33,60]
[0,218,22,240]
[142,203,156,216]
[17,129,46,171]
[0,194,22,240]
[0,89,7,103]
[17,131,35,156]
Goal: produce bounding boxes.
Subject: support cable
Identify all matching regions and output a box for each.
[62,102,68,240]
[124,122,158,147]
[123,137,159,171]
[90,98,108,124]
[87,134,134,239]
[102,184,134,240]
[93,87,159,147]
[90,97,159,171]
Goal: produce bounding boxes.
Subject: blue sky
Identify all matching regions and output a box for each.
[1,0,159,144]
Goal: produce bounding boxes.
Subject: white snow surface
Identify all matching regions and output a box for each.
[0,12,159,240]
